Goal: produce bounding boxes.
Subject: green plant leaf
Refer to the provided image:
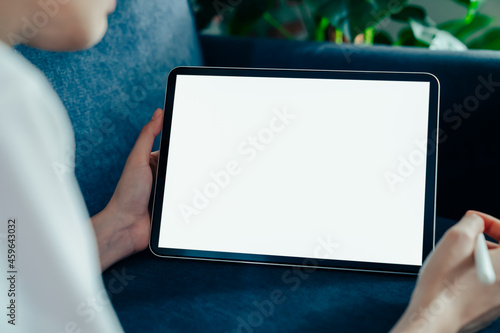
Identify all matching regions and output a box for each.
[365,26,375,44]
[430,30,468,50]
[371,0,407,11]
[451,0,470,6]
[437,14,492,42]
[305,0,408,41]
[335,29,344,43]
[409,19,467,50]
[450,0,488,22]
[228,0,273,36]
[465,0,488,23]
[346,0,378,39]
[395,27,420,46]
[370,0,408,21]
[306,0,348,30]
[261,12,294,39]
[409,19,437,44]
[468,27,500,50]
[391,5,427,24]
[314,16,330,41]
[450,0,487,8]
[373,30,393,45]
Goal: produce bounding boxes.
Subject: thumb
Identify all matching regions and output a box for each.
[128,109,164,166]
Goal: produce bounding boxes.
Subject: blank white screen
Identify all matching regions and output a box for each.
[159,74,430,266]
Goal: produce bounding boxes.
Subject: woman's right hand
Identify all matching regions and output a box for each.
[392,211,500,333]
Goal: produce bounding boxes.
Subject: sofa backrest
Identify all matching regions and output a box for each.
[17,0,203,216]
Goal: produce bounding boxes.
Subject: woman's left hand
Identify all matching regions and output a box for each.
[91,108,163,271]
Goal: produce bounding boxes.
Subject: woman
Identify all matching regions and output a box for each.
[0,1,499,332]
[0,0,161,331]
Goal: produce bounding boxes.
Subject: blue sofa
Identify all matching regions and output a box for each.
[17,0,500,331]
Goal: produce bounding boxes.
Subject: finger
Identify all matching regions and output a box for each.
[487,241,499,250]
[128,109,163,166]
[438,213,484,260]
[468,210,500,242]
[149,151,160,180]
[150,151,160,160]
[149,151,159,167]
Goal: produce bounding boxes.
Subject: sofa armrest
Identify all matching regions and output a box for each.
[200,35,500,220]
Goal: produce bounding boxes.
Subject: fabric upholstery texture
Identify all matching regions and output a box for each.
[103,217,500,332]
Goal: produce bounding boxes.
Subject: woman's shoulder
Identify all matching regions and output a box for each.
[0,42,75,166]
[0,42,59,105]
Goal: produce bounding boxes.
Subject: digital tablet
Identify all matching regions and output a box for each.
[150,67,439,275]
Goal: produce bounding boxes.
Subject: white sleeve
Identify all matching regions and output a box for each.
[0,50,123,333]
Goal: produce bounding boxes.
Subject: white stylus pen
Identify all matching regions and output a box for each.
[475,233,496,285]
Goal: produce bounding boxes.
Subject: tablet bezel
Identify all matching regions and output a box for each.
[150,66,439,275]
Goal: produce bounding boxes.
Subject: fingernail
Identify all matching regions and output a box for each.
[151,109,162,120]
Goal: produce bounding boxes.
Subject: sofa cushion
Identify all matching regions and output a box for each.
[102,217,500,333]
[16,0,203,215]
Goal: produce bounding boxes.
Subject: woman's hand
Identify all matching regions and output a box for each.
[392,211,500,333]
[91,108,163,271]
